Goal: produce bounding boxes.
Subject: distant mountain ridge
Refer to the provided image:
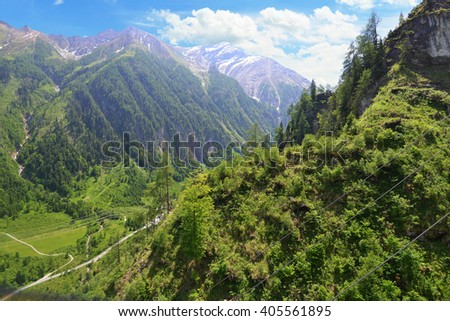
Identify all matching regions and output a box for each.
[0,19,277,195]
[0,21,276,141]
[48,27,175,59]
[0,21,309,123]
[181,43,310,123]
[48,31,311,121]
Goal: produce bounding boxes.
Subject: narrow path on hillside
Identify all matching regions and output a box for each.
[2,233,63,257]
[1,216,162,301]
[1,232,74,300]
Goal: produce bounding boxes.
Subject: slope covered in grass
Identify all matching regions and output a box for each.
[123,61,449,300]
[30,60,450,301]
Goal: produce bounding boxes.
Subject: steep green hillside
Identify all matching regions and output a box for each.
[0,24,276,216]
[30,63,450,299]
[109,63,449,300]
[0,22,277,299]
[45,3,449,301]
[65,48,275,144]
[1,1,449,302]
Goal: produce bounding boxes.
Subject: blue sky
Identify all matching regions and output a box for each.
[0,0,419,84]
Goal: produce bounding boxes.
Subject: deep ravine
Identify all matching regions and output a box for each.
[12,113,30,176]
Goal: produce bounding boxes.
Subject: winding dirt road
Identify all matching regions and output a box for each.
[1,232,74,300]
[1,216,161,301]
[2,233,67,257]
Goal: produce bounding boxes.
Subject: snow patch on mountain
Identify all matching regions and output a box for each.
[181,43,310,122]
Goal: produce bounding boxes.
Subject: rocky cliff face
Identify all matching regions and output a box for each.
[425,13,450,58]
[387,0,450,65]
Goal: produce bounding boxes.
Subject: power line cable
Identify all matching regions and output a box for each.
[332,210,450,300]
[209,115,450,293]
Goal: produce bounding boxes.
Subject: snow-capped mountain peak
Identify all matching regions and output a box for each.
[181,43,310,121]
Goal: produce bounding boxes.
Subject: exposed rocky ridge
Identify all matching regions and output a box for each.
[387,0,450,65]
[0,22,46,55]
[409,0,450,19]
[48,27,175,59]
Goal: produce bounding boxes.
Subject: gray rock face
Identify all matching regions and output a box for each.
[423,13,450,57]
[388,0,450,64]
[181,43,310,122]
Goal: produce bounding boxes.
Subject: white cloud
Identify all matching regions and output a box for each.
[285,43,350,85]
[337,0,375,10]
[337,0,418,10]
[149,6,361,85]
[259,6,358,45]
[382,0,418,6]
[259,7,311,34]
[312,7,359,43]
[156,8,284,56]
[159,8,257,45]
[54,0,64,5]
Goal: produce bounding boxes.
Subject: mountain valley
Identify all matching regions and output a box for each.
[0,0,449,302]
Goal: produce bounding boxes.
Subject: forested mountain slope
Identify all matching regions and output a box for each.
[1,0,449,302]
[0,22,276,216]
[81,0,449,301]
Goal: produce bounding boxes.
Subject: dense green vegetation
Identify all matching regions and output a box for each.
[75,7,447,301]
[284,80,332,145]
[0,22,276,218]
[0,252,67,293]
[25,54,450,300]
[320,13,387,132]
[0,38,278,303]
[282,14,386,147]
[1,1,449,302]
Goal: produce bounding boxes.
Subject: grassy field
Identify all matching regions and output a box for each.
[0,226,87,256]
[0,212,87,256]
[0,209,143,258]
[0,226,86,256]
[110,206,147,218]
[0,212,73,237]
[0,233,37,257]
